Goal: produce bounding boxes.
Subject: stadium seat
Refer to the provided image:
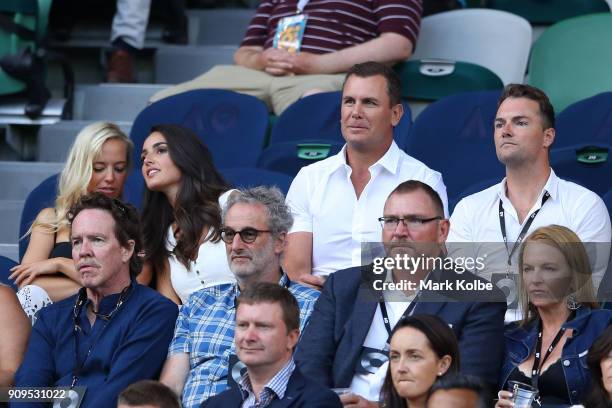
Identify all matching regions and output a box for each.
[18,173,59,261]
[409,9,531,85]
[549,143,612,196]
[555,92,612,148]
[257,141,344,177]
[450,177,500,214]
[268,91,412,150]
[486,0,610,24]
[0,255,17,290]
[528,13,612,113]
[126,89,269,207]
[220,168,293,195]
[394,60,503,102]
[406,90,505,205]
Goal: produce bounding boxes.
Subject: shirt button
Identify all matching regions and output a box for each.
[563,360,570,367]
[571,390,577,396]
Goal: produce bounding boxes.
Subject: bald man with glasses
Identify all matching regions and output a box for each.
[159,186,319,408]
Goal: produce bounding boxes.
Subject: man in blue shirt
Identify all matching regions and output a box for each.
[203,283,341,408]
[13,193,178,408]
[159,187,319,408]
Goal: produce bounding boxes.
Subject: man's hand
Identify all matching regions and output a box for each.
[263,49,322,76]
[261,48,294,76]
[285,51,320,74]
[298,273,326,291]
[340,393,379,408]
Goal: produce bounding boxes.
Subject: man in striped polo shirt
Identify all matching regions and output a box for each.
[150,0,422,115]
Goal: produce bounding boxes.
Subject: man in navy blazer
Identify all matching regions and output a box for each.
[202,283,341,408]
[295,180,507,407]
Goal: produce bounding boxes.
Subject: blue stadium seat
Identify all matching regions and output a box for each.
[257,141,344,177]
[549,143,612,196]
[220,168,293,195]
[555,92,612,148]
[18,173,59,261]
[126,89,269,208]
[449,177,500,214]
[406,90,504,205]
[0,255,18,290]
[269,91,412,150]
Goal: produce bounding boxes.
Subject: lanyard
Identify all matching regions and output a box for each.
[71,285,131,387]
[379,294,420,342]
[296,0,309,13]
[530,311,574,390]
[498,192,550,270]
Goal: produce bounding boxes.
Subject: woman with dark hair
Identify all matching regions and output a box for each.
[496,225,612,407]
[140,124,235,304]
[380,314,460,408]
[583,325,612,408]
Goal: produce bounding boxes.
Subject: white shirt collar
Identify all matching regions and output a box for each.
[332,141,401,175]
[497,167,559,204]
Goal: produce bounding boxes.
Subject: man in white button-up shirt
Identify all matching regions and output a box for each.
[284,62,447,289]
[448,84,611,309]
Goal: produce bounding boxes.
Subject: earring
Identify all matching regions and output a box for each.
[566,293,581,310]
[438,372,443,376]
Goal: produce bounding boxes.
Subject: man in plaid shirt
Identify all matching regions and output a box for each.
[159,187,319,408]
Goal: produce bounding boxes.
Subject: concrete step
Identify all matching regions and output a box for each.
[37,120,132,162]
[0,162,63,201]
[0,244,18,262]
[0,200,24,245]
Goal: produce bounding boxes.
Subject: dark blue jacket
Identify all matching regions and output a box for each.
[201,367,342,408]
[13,282,178,408]
[295,264,507,389]
[500,307,612,405]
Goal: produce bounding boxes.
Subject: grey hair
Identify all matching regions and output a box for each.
[222,186,293,235]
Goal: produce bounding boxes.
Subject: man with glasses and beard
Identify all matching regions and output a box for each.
[295,181,506,407]
[159,187,319,408]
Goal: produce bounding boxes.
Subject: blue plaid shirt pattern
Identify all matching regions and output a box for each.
[169,274,319,408]
[239,359,296,407]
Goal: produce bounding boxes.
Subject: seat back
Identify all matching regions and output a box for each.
[528,13,612,113]
[549,143,612,196]
[18,173,59,260]
[487,0,610,24]
[269,91,412,150]
[126,89,269,208]
[219,168,293,195]
[407,90,504,203]
[257,141,344,177]
[0,255,18,289]
[395,60,503,102]
[555,92,612,148]
[410,9,531,85]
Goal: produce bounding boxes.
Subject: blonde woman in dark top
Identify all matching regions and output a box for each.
[10,122,133,322]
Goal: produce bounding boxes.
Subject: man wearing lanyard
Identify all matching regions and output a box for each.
[159,187,319,408]
[448,84,611,319]
[149,0,422,115]
[13,193,178,408]
[295,180,506,407]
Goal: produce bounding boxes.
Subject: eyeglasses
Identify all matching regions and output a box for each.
[378,216,442,230]
[220,227,271,244]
